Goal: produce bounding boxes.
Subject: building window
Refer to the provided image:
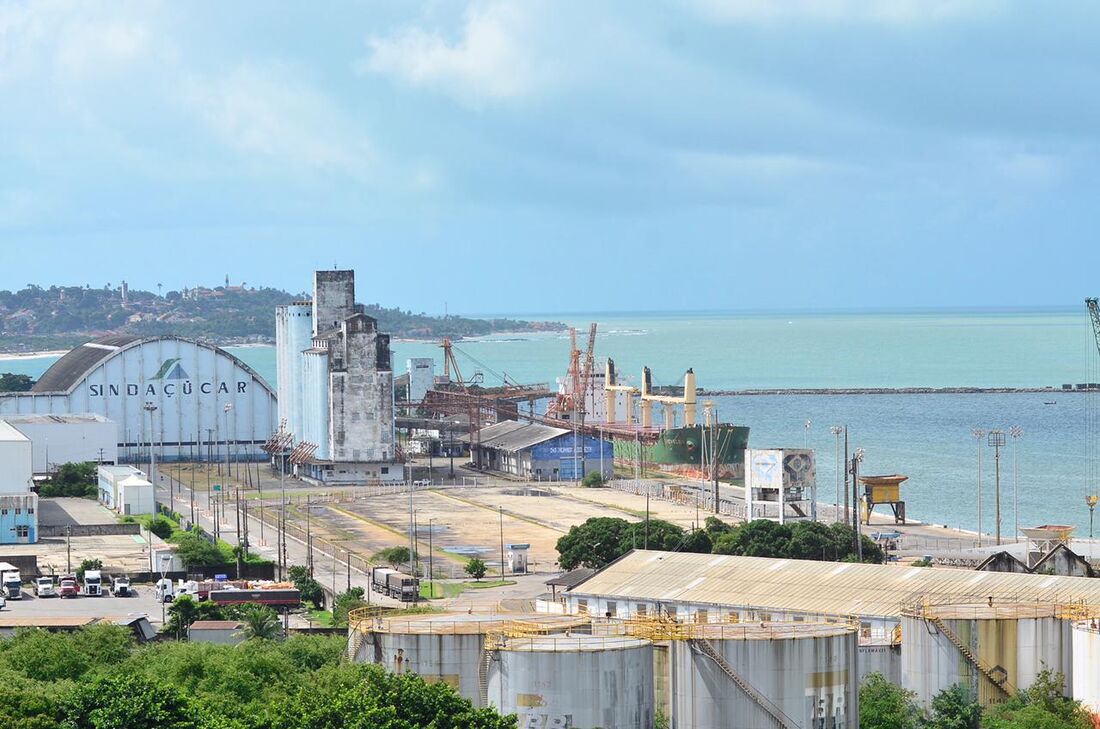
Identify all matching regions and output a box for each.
[15,525,28,538]
[577,599,588,615]
[27,507,34,514]
[1,509,6,516]
[14,508,20,515]
[605,600,617,618]
[695,609,709,624]
[381,467,389,475]
[636,604,647,617]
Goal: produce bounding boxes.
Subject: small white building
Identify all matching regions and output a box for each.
[2,414,118,475]
[188,620,244,645]
[745,448,817,523]
[406,358,435,402]
[97,465,154,516]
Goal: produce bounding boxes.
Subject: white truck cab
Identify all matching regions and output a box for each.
[34,576,56,597]
[2,570,22,600]
[83,570,103,597]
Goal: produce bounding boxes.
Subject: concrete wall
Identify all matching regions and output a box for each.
[312,270,356,336]
[39,523,140,538]
[302,349,331,460]
[328,315,394,464]
[407,358,434,402]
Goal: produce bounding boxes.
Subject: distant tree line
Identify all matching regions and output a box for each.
[555,516,884,570]
[0,283,565,350]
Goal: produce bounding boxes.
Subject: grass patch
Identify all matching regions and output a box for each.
[419,580,516,600]
[305,609,334,627]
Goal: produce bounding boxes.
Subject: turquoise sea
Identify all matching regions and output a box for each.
[7,308,1100,537]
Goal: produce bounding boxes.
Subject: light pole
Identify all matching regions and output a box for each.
[428,517,436,598]
[1009,426,1022,541]
[830,426,843,523]
[143,402,158,514]
[851,448,865,561]
[1088,495,1098,541]
[972,428,986,547]
[224,403,235,557]
[988,430,1005,546]
[804,420,812,449]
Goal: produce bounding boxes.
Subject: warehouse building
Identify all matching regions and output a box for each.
[0,336,277,463]
[471,420,613,481]
[556,550,1100,692]
[0,421,37,544]
[2,414,118,474]
[276,270,401,484]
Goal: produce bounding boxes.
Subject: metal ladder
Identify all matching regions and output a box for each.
[926,615,1015,698]
[690,638,799,729]
[346,623,367,662]
[478,649,493,707]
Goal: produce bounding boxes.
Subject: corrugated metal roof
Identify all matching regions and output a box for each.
[568,550,1100,618]
[32,335,141,392]
[475,420,569,452]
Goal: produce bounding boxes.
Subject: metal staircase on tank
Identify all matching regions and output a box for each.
[690,638,799,729]
[925,614,1015,699]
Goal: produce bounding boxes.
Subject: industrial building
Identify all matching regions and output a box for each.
[276,270,402,484]
[555,550,1100,713]
[406,358,435,402]
[0,335,278,463]
[470,420,614,480]
[2,414,117,474]
[97,464,154,516]
[744,448,817,522]
[0,421,37,544]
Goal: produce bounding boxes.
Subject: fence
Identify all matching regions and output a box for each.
[606,478,748,522]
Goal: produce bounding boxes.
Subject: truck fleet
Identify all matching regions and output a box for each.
[2,570,21,600]
[371,566,420,602]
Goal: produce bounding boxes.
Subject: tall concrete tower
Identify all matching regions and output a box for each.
[312,270,356,336]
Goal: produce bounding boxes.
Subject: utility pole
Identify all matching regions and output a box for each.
[988,430,1005,546]
[428,518,435,598]
[143,402,158,514]
[851,449,864,561]
[843,427,849,527]
[499,505,506,580]
[66,525,72,574]
[973,428,986,547]
[223,403,233,489]
[1010,426,1023,542]
[830,426,843,523]
[711,407,720,514]
[645,492,650,549]
[306,494,313,577]
[235,488,243,578]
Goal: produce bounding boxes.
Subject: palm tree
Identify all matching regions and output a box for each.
[238,603,282,641]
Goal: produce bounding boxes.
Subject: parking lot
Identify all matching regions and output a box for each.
[1,583,167,625]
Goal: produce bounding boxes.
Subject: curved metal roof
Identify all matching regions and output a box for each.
[32,335,141,392]
[31,335,275,395]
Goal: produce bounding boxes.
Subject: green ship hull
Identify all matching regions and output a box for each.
[612,424,750,479]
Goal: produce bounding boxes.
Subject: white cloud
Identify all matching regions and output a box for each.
[360,2,542,106]
[181,64,373,176]
[684,0,1000,25]
[674,149,843,183]
[996,151,1062,187]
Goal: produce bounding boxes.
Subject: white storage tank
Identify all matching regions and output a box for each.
[901,603,1073,708]
[348,613,586,707]
[670,622,859,729]
[488,635,654,729]
[1071,620,1100,715]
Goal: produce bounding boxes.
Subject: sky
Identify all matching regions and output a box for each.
[1,0,1098,315]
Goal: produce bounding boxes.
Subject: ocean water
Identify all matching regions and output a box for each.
[6,308,1100,536]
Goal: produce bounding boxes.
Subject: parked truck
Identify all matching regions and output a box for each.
[34,576,56,597]
[110,576,131,597]
[385,571,420,602]
[82,570,104,597]
[371,567,396,594]
[2,570,22,600]
[59,575,79,598]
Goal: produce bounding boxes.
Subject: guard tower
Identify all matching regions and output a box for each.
[860,474,909,525]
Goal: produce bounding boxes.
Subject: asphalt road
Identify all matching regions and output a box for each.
[2,584,169,623]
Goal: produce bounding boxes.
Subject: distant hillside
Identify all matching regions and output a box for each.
[0,283,565,353]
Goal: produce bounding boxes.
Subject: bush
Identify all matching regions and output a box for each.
[38,462,98,499]
[172,532,223,567]
[372,546,413,568]
[147,517,175,541]
[581,471,604,488]
[332,588,368,628]
[76,559,102,582]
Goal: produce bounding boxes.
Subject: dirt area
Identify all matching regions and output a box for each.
[37,498,120,527]
[0,533,163,576]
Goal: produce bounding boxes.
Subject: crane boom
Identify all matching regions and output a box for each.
[578,323,598,417]
[1088,298,1100,360]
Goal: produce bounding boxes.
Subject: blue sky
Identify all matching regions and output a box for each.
[0,0,1098,314]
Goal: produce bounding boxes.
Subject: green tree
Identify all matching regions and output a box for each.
[75,559,102,582]
[238,604,281,641]
[555,517,634,570]
[1,628,90,682]
[332,588,368,628]
[859,673,922,729]
[371,546,413,568]
[680,529,713,554]
[625,519,687,552]
[982,670,1091,729]
[0,667,63,729]
[58,673,198,729]
[164,595,227,638]
[172,532,223,567]
[704,516,733,537]
[147,516,174,540]
[0,373,35,392]
[76,624,133,668]
[465,557,488,581]
[926,684,981,729]
[39,462,97,498]
[287,564,324,609]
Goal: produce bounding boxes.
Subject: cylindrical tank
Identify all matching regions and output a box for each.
[348,613,586,707]
[670,622,859,729]
[1072,620,1100,714]
[488,635,654,729]
[901,603,1073,707]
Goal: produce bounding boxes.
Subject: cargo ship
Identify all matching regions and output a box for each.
[545,324,749,480]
